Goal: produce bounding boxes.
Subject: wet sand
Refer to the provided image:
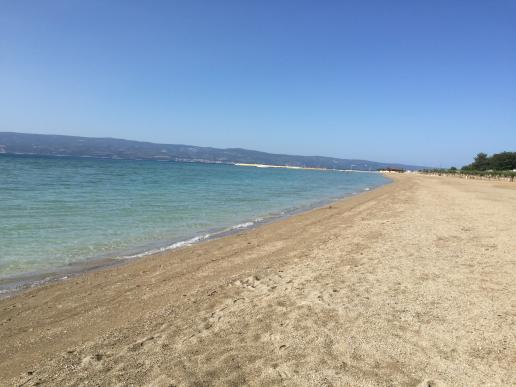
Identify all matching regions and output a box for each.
[1,174,515,386]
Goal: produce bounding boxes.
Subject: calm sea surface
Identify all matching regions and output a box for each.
[0,155,390,288]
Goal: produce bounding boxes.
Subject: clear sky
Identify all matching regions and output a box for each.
[1,1,515,167]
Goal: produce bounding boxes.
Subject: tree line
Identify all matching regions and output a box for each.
[461,151,516,171]
[421,151,516,180]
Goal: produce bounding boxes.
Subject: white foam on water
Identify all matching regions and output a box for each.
[231,221,254,230]
[116,216,265,261]
[118,233,212,260]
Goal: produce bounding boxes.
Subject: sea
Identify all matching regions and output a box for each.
[0,154,390,294]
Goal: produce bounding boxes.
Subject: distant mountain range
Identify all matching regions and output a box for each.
[0,132,426,171]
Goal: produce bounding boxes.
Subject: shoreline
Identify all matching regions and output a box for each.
[1,174,514,386]
[0,179,390,298]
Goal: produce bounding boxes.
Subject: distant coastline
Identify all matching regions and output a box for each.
[234,162,383,173]
[0,132,426,171]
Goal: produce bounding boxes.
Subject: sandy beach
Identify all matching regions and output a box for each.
[1,174,515,386]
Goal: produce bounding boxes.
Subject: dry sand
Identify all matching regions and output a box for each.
[0,174,515,386]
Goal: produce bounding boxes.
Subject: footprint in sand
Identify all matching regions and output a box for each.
[80,353,106,368]
[234,275,263,290]
[127,336,157,352]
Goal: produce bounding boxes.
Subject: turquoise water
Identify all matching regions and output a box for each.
[0,154,389,284]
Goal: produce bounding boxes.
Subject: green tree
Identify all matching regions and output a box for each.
[472,152,490,170]
[490,152,516,170]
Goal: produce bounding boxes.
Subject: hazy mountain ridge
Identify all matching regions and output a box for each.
[0,132,425,170]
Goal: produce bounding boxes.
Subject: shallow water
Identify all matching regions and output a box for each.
[0,154,389,284]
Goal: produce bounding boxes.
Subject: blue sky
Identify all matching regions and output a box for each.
[1,1,515,167]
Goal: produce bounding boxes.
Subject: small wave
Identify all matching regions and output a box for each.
[117,218,264,261]
[165,234,211,249]
[231,221,254,230]
[118,234,212,260]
